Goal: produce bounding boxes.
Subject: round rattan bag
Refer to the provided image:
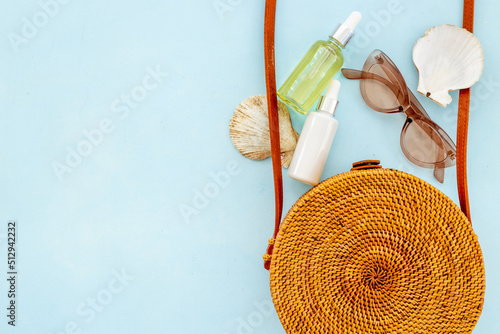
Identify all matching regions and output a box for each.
[269,163,485,334]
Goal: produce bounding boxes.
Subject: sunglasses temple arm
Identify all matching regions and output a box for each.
[433,151,446,184]
[434,162,445,183]
[342,69,388,82]
[342,69,403,101]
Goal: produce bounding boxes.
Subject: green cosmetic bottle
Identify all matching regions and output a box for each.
[278,11,362,114]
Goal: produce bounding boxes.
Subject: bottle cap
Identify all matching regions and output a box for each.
[330,11,362,47]
[317,80,341,115]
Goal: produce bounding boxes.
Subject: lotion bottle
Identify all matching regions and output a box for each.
[278,11,361,115]
[288,80,341,185]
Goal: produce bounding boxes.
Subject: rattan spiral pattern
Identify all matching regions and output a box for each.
[270,168,484,333]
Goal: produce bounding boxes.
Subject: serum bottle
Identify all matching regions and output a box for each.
[278,11,361,114]
[288,80,341,186]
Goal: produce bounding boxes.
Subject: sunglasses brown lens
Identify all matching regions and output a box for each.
[402,119,448,165]
[363,64,404,111]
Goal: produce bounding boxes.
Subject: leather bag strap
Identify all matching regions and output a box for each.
[457,0,475,222]
[263,0,283,270]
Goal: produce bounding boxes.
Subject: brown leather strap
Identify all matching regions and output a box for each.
[457,0,475,222]
[263,0,283,270]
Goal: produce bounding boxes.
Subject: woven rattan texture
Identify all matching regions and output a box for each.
[270,169,484,333]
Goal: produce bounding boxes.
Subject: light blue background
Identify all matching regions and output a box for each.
[0,0,499,333]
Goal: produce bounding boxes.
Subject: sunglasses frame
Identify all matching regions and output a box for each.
[342,49,457,183]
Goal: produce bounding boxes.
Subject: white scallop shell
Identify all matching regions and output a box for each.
[413,24,484,107]
[229,95,299,168]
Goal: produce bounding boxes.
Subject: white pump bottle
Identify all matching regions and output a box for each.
[287,80,341,185]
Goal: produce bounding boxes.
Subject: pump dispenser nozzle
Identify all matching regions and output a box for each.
[317,80,341,115]
[326,79,341,99]
[344,11,362,30]
[330,11,362,47]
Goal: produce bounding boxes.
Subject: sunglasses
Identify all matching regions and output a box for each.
[341,49,456,183]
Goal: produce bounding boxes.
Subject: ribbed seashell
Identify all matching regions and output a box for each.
[413,24,484,107]
[229,95,299,168]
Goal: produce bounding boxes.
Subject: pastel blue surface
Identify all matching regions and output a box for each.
[0,0,499,333]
